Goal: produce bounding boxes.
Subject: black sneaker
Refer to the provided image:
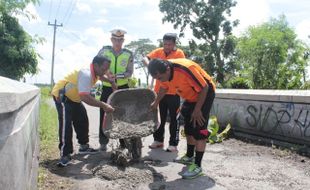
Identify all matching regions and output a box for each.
[57,155,71,167]
[79,144,99,154]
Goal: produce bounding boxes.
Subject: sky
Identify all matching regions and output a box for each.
[19,0,310,84]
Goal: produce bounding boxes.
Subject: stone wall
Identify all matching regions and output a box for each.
[211,89,310,146]
[0,76,40,190]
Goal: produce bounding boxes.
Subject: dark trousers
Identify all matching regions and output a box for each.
[181,85,215,140]
[99,84,129,146]
[54,97,89,157]
[153,94,180,146]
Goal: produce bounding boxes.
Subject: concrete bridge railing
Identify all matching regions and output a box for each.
[211,89,310,147]
[0,76,40,190]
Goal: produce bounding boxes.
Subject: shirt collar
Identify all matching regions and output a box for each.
[90,64,96,82]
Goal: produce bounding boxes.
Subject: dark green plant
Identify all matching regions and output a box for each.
[228,77,250,89]
[236,15,309,89]
[0,0,42,80]
[159,0,239,85]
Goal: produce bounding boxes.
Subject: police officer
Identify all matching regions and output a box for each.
[97,29,134,150]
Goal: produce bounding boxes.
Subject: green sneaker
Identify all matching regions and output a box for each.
[174,154,194,165]
[181,163,204,179]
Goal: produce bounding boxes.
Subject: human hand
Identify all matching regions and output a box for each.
[104,104,115,113]
[190,108,205,128]
[107,74,116,83]
[149,101,158,112]
[111,81,118,91]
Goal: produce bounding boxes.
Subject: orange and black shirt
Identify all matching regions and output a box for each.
[160,58,216,102]
[147,47,185,94]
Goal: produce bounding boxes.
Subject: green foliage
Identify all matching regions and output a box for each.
[125,39,157,86]
[39,86,58,151]
[236,15,309,89]
[207,116,220,144]
[207,116,231,144]
[0,0,40,18]
[0,0,41,80]
[301,81,310,89]
[128,77,138,88]
[228,77,250,89]
[159,0,239,85]
[38,86,61,189]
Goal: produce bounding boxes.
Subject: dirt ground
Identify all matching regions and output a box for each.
[40,104,310,190]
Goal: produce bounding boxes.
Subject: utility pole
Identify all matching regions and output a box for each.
[48,19,63,89]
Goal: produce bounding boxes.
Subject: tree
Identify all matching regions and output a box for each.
[236,15,309,89]
[125,39,156,86]
[0,0,41,80]
[159,0,239,85]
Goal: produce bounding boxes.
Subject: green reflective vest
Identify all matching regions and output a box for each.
[98,46,132,87]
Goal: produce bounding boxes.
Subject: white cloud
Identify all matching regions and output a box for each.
[232,0,271,36]
[95,18,109,24]
[17,4,42,25]
[84,27,110,48]
[76,2,92,14]
[296,20,310,45]
[88,0,157,7]
[21,0,310,84]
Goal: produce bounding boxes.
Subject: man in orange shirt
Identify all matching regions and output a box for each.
[148,58,215,179]
[143,33,185,152]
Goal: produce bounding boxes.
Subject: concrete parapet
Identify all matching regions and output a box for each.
[211,89,310,146]
[0,76,40,190]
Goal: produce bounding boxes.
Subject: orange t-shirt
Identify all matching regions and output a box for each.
[160,58,216,102]
[147,47,185,94]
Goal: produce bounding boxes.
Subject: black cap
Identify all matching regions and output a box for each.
[163,33,177,42]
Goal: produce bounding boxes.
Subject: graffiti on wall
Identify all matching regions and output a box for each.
[245,103,310,138]
[211,100,310,141]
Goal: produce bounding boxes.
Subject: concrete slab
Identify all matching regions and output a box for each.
[0,77,40,190]
[216,89,310,103]
[0,76,39,114]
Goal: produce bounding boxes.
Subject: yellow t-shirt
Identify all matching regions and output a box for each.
[51,64,98,103]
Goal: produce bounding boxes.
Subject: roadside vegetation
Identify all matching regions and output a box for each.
[37,86,72,190]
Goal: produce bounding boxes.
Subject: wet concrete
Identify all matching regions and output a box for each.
[103,88,158,139]
[104,120,156,139]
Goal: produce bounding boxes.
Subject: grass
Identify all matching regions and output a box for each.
[38,86,72,190]
[38,87,58,159]
[38,87,58,189]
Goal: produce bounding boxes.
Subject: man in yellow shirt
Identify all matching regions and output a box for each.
[148,58,215,179]
[51,55,114,167]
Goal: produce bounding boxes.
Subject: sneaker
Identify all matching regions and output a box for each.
[79,144,99,154]
[166,145,178,152]
[181,163,204,179]
[174,154,194,165]
[148,141,164,149]
[100,144,107,151]
[57,155,71,167]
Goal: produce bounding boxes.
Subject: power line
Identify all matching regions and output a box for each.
[63,0,77,26]
[55,0,63,20]
[62,0,77,26]
[47,0,53,21]
[48,19,63,88]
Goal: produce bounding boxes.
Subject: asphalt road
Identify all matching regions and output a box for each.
[78,104,310,190]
